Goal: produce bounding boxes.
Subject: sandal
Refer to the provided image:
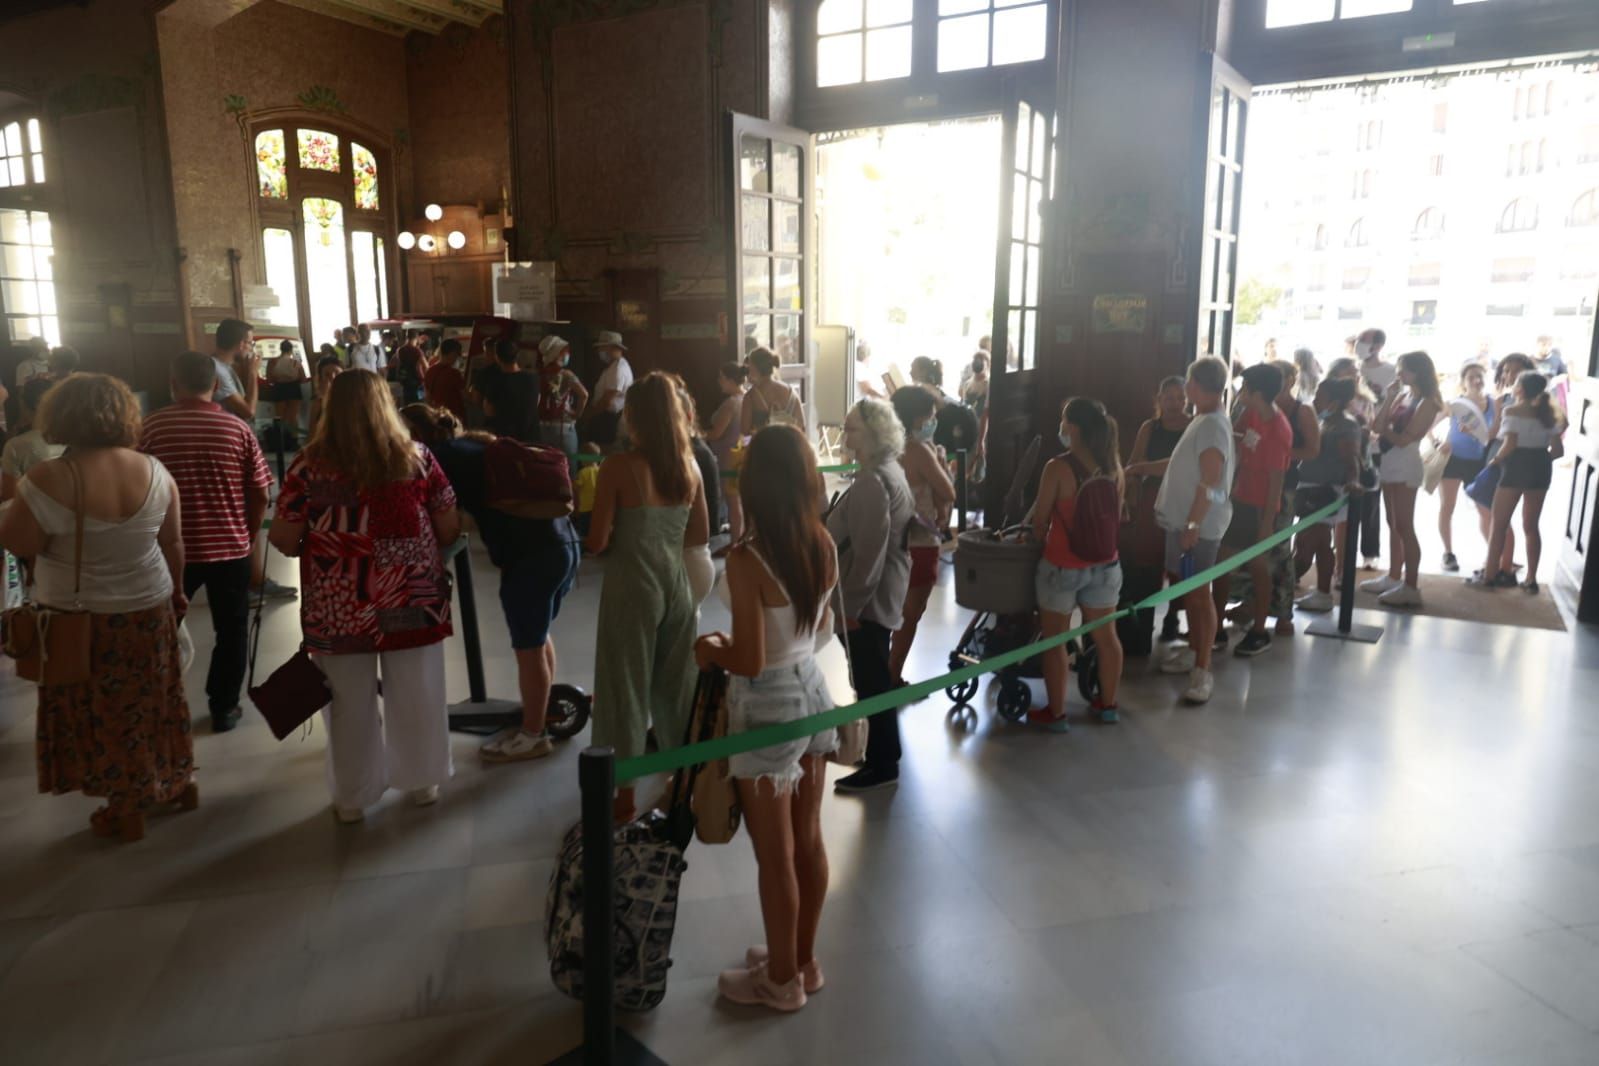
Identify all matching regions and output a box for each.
[90,807,146,842]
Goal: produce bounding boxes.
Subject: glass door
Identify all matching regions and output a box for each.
[726,112,814,426]
[990,90,1052,380]
[1197,55,1252,364]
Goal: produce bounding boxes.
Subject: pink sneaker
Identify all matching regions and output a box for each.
[745,946,825,993]
[717,965,807,1012]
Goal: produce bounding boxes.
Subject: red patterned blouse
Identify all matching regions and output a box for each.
[275,444,457,655]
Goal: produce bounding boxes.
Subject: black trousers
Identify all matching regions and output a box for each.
[183,555,253,717]
[1359,482,1382,559]
[848,620,900,771]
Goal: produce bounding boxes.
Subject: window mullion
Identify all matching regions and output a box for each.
[913,0,940,83]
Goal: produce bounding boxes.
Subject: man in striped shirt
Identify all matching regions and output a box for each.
[141,351,273,733]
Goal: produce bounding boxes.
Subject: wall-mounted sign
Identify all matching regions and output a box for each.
[493,262,557,322]
[1092,293,1149,334]
[616,300,651,332]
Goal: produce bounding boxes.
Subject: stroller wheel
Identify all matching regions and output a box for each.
[546,684,592,740]
[946,676,979,705]
[997,677,1032,722]
[1074,643,1101,704]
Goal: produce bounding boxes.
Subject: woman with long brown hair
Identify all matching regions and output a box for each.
[696,424,838,1013]
[1359,351,1443,608]
[269,370,461,823]
[587,371,709,821]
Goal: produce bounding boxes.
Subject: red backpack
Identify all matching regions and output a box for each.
[1059,453,1120,563]
[484,437,574,519]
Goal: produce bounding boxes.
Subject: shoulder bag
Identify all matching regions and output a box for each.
[245,556,331,740]
[3,459,92,686]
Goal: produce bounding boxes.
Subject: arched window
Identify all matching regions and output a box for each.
[1347,218,1367,248]
[1313,223,1328,251]
[1572,189,1599,228]
[1413,207,1445,241]
[253,122,390,348]
[1498,198,1539,234]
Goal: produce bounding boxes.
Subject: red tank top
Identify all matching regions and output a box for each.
[1043,455,1117,570]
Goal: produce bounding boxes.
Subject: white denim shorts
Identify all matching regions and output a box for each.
[727,656,837,793]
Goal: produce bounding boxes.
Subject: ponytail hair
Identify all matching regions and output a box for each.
[720,361,748,386]
[1063,396,1122,483]
[1516,371,1558,429]
[911,355,943,388]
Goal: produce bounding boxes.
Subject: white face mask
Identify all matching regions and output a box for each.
[1356,341,1373,360]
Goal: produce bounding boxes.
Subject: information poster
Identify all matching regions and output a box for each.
[1091,293,1149,334]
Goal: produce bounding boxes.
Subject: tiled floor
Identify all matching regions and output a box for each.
[1,493,1597,1065]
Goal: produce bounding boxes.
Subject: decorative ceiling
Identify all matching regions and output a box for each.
[275,0,503,36]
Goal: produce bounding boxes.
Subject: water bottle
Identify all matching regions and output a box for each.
[1178,550,1196,580]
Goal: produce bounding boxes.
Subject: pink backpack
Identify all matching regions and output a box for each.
[1059,453,1119,563]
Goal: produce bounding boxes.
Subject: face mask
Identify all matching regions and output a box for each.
[1356,341,1372,360]
[917,421,937,443]
[1058,430,1071,449]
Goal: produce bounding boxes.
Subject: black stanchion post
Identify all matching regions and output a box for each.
[445,536,523,733]
[550,748,665,1066]
[272,417,287,483]
[956,449,968,533]
[1307,492,1383,644]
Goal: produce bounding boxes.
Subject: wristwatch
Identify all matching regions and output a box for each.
[1184,520,1201,532]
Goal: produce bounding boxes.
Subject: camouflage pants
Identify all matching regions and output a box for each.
[1227,488,1297,621]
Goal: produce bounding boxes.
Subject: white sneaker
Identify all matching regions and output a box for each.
[480,728,554,764]
[1295,590,1335,612]
[1358,575,1400,595]
[1377,584,1422,608]
[717,965,807,1012]
[745,946,825,994]
[1159,645,1197,675]
[410,785,441,807]
[332,805,364,824]
[1183,668,1214,704]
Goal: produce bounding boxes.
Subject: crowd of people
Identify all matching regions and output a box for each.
[0,313,1572,1011]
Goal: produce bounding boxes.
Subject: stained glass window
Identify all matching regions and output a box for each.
[255,129,287,199]
[297,129,340,173]
[352,142,379,210]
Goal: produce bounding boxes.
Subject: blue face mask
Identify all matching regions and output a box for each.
[1058,430,1071,449]
[917,421,937,443]
[560,353,570,368]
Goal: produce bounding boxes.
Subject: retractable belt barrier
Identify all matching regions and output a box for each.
[611,494,1349,784]
[573,453,859,479]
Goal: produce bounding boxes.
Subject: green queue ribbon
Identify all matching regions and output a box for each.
[573,453,859,479]
[612,494,1351,783]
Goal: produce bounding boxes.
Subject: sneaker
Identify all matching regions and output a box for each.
[717,965,807,1012]
[1212,629,1230,653]
[1025,707,1071,733]
[1359,557,1380,571]
[1441,552,1459,573]
[1182,668,1214,705]
[1358,574,1400,595]
[1295,590,1335,612]
[1523,581,1539,595]
[1377,584,1421,608]
[745,947,825,994]
[410,785,441,807]
[1159,645,1196,675]
[257,577,298,600]
[210,706,243,733]
[1465,571,1498,590]
[1493,571,1518,589]
[480,728,554,764]
[834,766,899,794]
[1092,700,1119,725]
[1233,630,1273,658]
[332,805,364,824]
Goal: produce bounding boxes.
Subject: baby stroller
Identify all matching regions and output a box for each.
[947,526,1099,721]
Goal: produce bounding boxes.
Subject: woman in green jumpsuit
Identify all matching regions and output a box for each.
[586,371,709,821]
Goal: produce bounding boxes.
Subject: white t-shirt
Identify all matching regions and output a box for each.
[350,342,387,373]
[1154,409,1236,541]
[1,429,62,480]
[15,358,49,389]
[595,355,633,413]
[1500,413,1558,450]
[212,357,243,403]
[1360,358,1396,396]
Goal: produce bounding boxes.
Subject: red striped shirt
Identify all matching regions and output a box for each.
[139,399,273,563]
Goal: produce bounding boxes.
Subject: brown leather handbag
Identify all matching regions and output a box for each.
[2,459,92,686]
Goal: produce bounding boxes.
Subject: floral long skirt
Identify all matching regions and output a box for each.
[36,604,193,812]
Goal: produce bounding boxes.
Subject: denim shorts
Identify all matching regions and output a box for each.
[1036,559,1123,616]
[498,542,580,650]
[727,657,837,792]
[1163,529,1220,576]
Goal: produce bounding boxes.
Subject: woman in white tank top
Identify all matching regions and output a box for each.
[694,424,838,1014]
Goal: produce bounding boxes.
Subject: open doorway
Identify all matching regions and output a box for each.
[1231,56,1599,596]
[816,116,1003,398]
